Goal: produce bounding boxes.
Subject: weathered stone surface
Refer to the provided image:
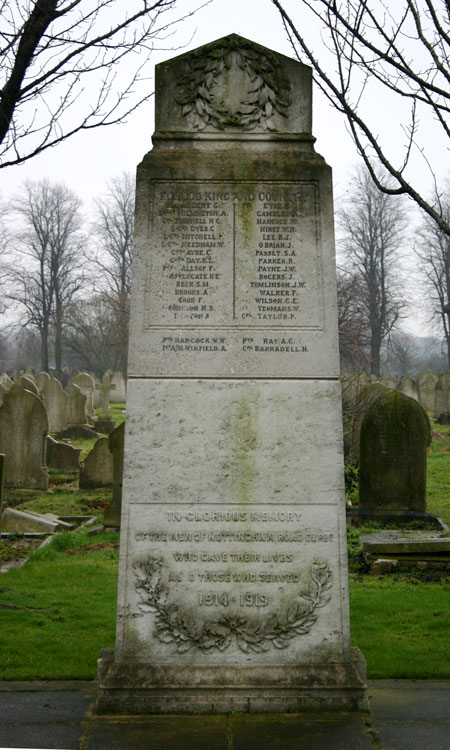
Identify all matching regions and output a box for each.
[0,383,7,407]
[35,371,51,394]
[359,390,430,512]
[346,383,388,460]
[10,375,39,396]
[65,383,87,426]
[95,374,116,419]
[0,373,13,391]
[72,372,95,417]
[79,437,113,489]
[104,421,125,528]
[399,375,418,401]
[110,372,127,403]
[55,425,100,441]
[46,436,81,473]
[39,376,68,433]
[379,374,397,390]
[1,508,73,534]
[94,417,116,435]
[98,34,365,715]
[417,370,438,413]
[435,374,450,416]
[0,389,48,490]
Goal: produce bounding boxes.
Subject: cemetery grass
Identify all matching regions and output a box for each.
[0,529,118,680]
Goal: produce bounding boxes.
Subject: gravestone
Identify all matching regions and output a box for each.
[435,374,450,417]
[110,371,127,403]
[0,389,48,490]
[72,372,95,416]
[46,436,81,473]
[379,373,397,390]
[104,421,125,528]
[359,390,431,513]
[399,375,418,401]
[96,35,366,715]
[65,383,87,426]
[0,373,13,391]
[10,375,39,396]
[79,436,114,489]
[347,383,388,460]
[0,383,7,407]
[418,370,438,413]
[95,374,116,434]
[40,376,68,433]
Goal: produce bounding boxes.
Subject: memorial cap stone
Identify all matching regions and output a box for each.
[96,34,366,716]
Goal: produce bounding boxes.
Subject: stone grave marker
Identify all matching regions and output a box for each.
[104,421,125,528]
[72,372,95,416]
[418,370,438,413]
[0,389,48,490]
[435,374,450,417]
[65,383,88,426]
[347,383,388,460]
[10,375,39,396]
[0,373,13,391]
[79,436,114,489]
[0,383,7,407]
[46,436,81,473]
[359,390,431,513]
[399,375,418,401]
[379,373,397,390]
[35,371,50,393]
[95,374,116,434]
[96,35,367,715]
[40,376,68,433]
[110,371,127,403]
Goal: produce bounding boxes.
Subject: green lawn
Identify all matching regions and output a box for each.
[0,417,449,680]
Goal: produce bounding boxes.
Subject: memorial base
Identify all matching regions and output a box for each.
[95,647,368,714]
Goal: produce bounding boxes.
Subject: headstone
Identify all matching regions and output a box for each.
[35,371,51,394]
[358,373,371,389]
[79,436,114,489]
[110,372,127,403]
[0,373,13,391]
[0,389,48,490]
[398,375,418,401]
[40,377,68,433]
[1,508,73,533]
[359,390,431,513]
[435,374,450,416]
[55,424,100,441]
[96,35,367,715]
[0,383,7,407]
[417,370,438,413]
[104,422,125,528]
[10,375,39,396]
[379,374,397,390]
[46,436,81,473]
[65,383,88,426]
[95,374,116,433]
[72,372,95,416]
[347,383,388,460]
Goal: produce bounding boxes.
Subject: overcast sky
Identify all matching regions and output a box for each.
[1,0,446,338]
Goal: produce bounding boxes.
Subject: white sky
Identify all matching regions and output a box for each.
[1,0,446,337]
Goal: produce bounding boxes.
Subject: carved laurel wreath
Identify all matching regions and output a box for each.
[176,40,291,132]
[133,555,332,654]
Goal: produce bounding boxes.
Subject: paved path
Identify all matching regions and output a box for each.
[0,680,449,749]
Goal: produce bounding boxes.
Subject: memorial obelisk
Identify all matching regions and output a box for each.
[96,34,367,714]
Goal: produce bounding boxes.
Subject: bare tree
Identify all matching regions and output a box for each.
[336,270,370,373]
[7,179,85,374]
[63,293,126,373]
[90,171,134,370]
[338,166,407,376]
[416,184,450,368]
[0,0,205,168]
[271,0,450,236]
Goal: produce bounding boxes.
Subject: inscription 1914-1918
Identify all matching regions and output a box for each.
[146,182,323,330]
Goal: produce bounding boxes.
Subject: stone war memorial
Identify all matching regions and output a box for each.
[96,35,367,714]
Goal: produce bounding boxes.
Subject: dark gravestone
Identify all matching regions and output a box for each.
[79,437,114,489]
[0,453,5,531]
[104,422,125,528]
[46,436,81,473]
[359,390,431,513]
